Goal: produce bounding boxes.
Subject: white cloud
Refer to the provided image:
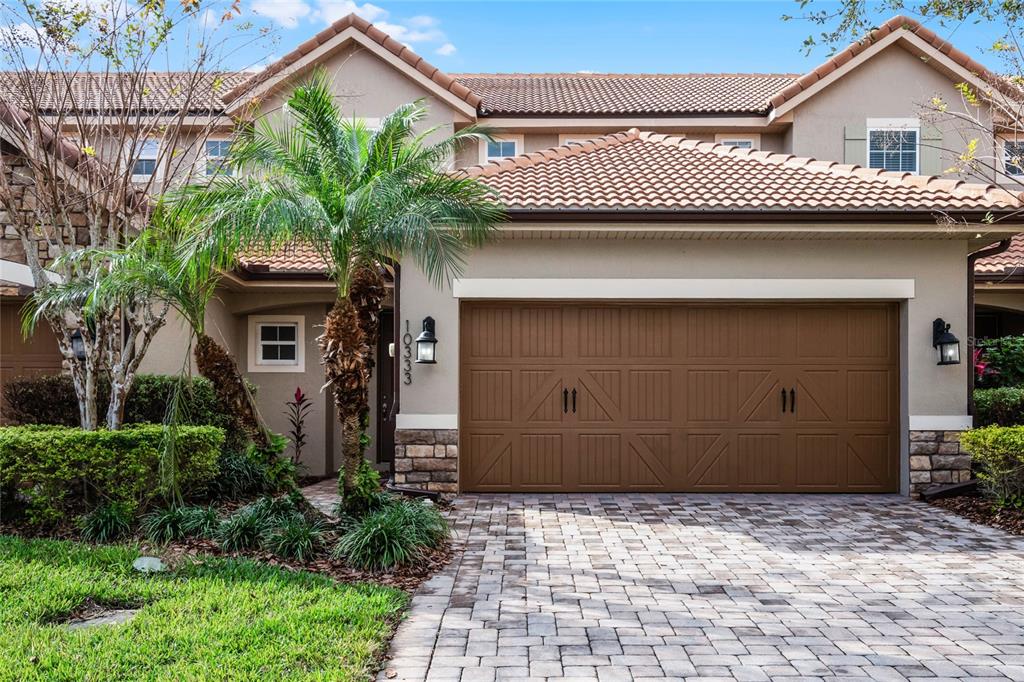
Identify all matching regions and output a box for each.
[406,15,437,28]
[252,0,312,28]
[316,0,385,25]
[435,42,456,57]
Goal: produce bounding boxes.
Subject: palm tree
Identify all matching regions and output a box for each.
[173,69,504,501]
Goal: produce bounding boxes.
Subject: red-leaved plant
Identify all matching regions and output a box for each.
[285,387,313,466]
[974,348,999,384]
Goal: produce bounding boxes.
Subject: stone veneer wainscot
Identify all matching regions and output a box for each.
[909,430,971,497]
[393,428,458,494]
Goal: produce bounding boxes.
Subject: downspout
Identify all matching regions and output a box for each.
[967,238,1012,420]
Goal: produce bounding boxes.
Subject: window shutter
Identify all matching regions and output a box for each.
[844,124,867,166]
[919,125,944,176]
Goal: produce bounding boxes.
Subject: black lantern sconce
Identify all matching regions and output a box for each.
[932,318,961,366]
[415,317,438,364]
[70,329,86,361]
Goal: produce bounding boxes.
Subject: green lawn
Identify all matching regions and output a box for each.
[0,535,408,681]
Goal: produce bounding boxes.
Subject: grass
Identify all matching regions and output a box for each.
[0,535,409,681]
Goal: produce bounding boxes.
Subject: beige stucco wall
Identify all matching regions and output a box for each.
[976,289,1024,313]
[399,235,971,422]
[788,44,994,178]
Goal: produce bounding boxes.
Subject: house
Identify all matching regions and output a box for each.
[2,14,1024,497]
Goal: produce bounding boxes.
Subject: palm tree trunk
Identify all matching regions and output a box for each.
[194,332,270,449]
[321,266,387,502]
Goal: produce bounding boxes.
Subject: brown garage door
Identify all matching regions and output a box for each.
[460,302,898,493]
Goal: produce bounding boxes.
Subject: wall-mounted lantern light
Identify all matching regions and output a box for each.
[932,318,961,366]
[415,317,438,364]
[70,330,86,361]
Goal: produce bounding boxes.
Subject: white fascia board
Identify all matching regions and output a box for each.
[452,278,916,300]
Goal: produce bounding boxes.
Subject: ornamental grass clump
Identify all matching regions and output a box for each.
[79,502,134,543]
[262,515,329,562]
[333,498,449,571]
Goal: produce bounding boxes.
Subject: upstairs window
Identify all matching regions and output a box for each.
[867,126,919,173]
[205,140,233,177]
[486,139,518,160]
[1005,140,1024,176]
[715,134,760,150]
[131,139,160,180]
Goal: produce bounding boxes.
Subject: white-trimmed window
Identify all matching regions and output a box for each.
[1004,139,1024,177]
[558,134,600,146]
[248,315,305,373]
[131,139,160,181]
[867,119,919,173]
[204,139,233,177]
[481,135,523,163]
[715,134,760,149]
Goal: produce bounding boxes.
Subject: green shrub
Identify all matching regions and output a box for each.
[216,505,268,552]
[340,459,383,516]
[977,336,1024,388]
[333,498,448,571]
[0,424,223,523]
[141,506,189,544]
[79,502,134,543]
[207,451,271,500]
[974,387,1024,426]
[262,515,328,561]
[248,434,298,493]
[960,426,1024,508]
[2,374,251,449]
[180,505,220,538]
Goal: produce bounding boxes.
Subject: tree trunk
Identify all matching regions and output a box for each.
[320,297,371,497]
[194,332,270,448]
[106,380,129,430]
[347,266,387,423]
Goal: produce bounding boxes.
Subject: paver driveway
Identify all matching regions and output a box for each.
[377,494,1024,681]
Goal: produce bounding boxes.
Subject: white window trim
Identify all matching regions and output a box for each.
[866,118,920,174]
[201,137,233,178]
[558,134,601,146]
[1000,137,1024,178]
[129,138,162,183]
[480,134,524,164]
[714,133,761,149]
[247,315,305,373]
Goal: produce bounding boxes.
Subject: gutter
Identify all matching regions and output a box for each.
[503,208,1024,224]
[967,238,1013,419]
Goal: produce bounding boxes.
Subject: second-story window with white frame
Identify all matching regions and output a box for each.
[205,139,233,177]
[131,139,160,181]
[866,119,919,173]
[482,135,522,163]
[1004,139,1024,177]
[714,133,760,150]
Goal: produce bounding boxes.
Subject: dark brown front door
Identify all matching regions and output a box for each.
[376,310,396,464]
[460,302,898,493]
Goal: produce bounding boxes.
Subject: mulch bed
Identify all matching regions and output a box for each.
[152,537,454,592]
[930,495,1024,536]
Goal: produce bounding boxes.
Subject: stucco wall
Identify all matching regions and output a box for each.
[788,44,994,178]
[398,235,971,424]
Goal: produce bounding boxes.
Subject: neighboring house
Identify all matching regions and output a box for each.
[975,235,1024,337]
[2,14,1024,495]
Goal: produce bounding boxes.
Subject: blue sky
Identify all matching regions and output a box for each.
[232,0,1007,74]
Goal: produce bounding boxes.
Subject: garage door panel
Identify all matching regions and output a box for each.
[461,302,898,493]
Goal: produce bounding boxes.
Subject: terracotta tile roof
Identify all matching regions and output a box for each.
[769,15,999,110]
[223,14,481,109]
[452,73,798,116]
[0,71,250,114]
[976,234,1024,275]
[237,242,329,274]
[460,130,1023,213]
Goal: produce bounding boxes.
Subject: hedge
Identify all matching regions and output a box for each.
[974,387,1024,427]
[976,335,1024,388]
[0,424,223,523]
[959,425,1024,508]
[2,374,248,451]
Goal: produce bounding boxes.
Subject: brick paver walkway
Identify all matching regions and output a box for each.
[378,494,1024,681]
[301,477,340,516]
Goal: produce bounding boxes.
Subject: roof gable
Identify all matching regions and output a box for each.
[223,13,480,118]
[461,129,1022,215]
[769,15,1000,119]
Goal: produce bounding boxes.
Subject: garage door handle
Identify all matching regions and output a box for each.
[790,388,796,413]
[781,388,787,413]
[572,388,577,413]
[563,388,569,414]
